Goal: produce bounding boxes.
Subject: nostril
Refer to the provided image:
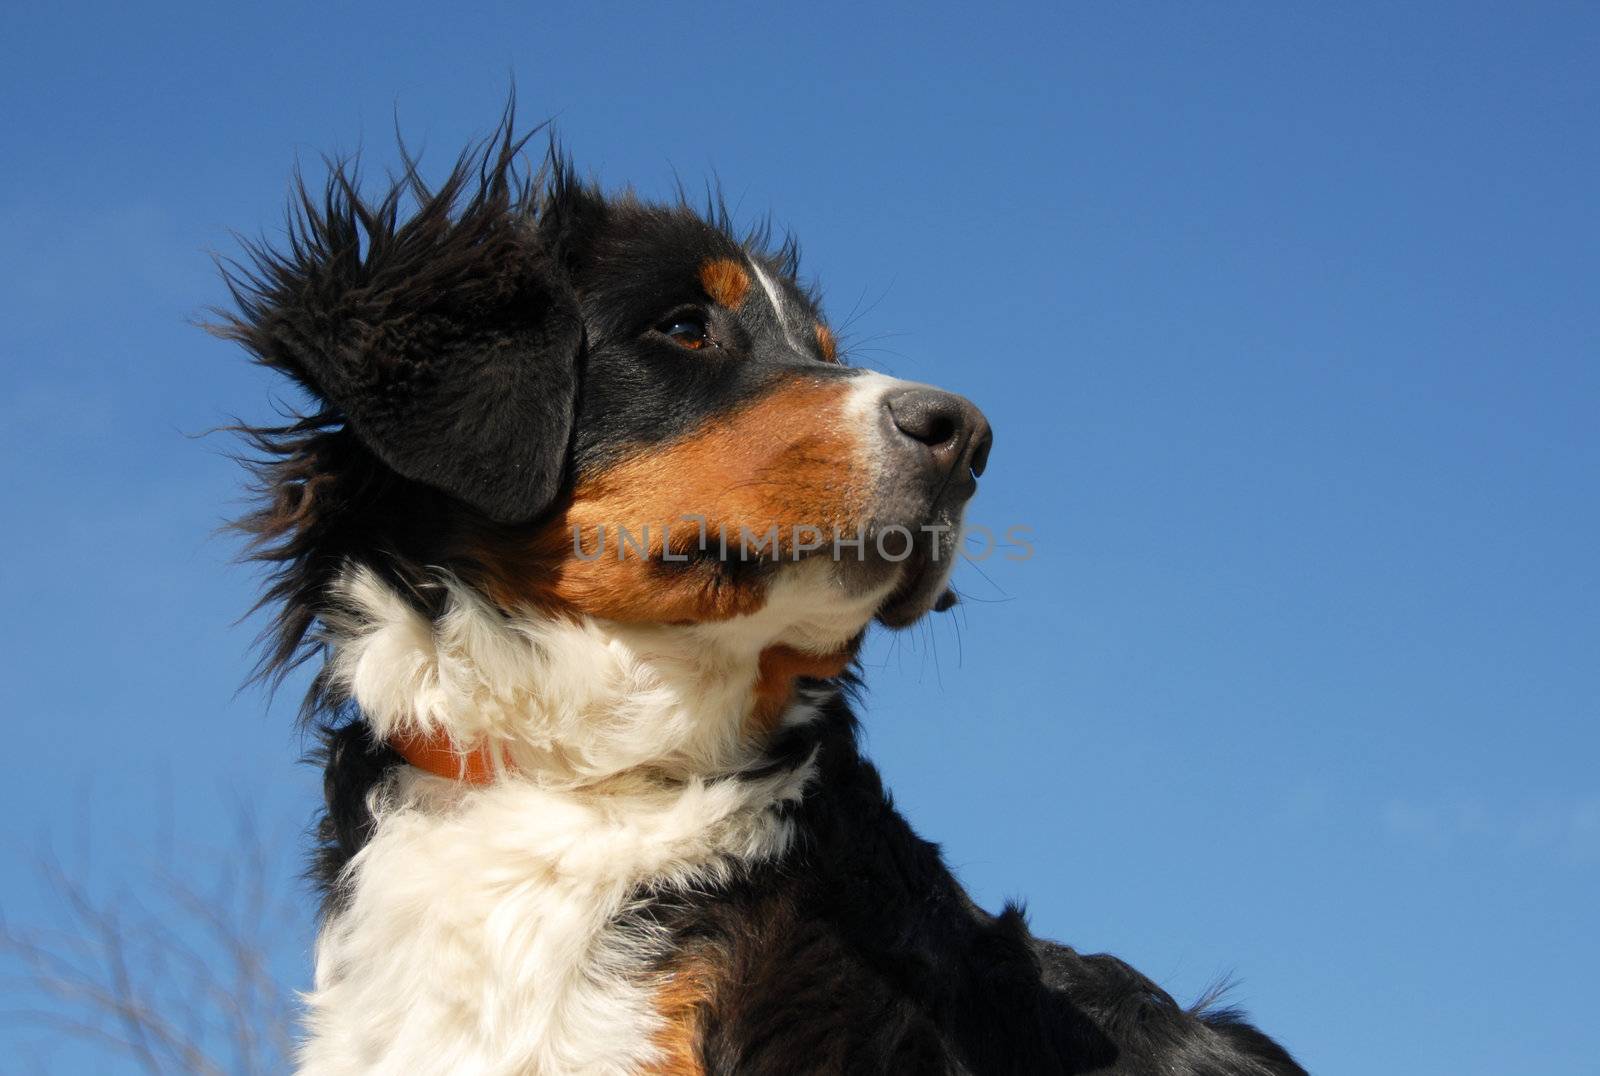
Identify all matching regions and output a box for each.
[969,427,993,478]
[922,414,958,448]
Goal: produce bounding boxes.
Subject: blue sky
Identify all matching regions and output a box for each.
[2,2,1596,1071]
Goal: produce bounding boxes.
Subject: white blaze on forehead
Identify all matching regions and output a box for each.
[748,256,809,352]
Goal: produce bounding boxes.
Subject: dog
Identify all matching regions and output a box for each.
[215,116,1308,1075]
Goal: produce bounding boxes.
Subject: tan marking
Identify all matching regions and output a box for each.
[747,642,856,737]
[645,946,723,1075]
[468,378,869,624]
[815,323,839,363]
[698,258,751,309]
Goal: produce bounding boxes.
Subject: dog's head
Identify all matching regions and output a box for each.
[218,124,989,772]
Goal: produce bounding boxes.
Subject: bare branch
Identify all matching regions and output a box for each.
[0,812,302,1073]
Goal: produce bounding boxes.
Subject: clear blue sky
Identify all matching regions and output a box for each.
[3,2,1596,1072]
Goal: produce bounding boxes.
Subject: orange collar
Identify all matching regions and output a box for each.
[390,729,505,784]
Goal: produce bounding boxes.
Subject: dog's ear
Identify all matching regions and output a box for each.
[216,133,583,524]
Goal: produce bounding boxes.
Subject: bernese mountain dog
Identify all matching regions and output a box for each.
[214,114,1307,1075]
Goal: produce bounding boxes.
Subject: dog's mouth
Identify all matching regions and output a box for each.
[872,527,962,629]
[875,560,942,627]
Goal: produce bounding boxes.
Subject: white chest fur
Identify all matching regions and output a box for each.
[299,761,810,1074]
[295,566,857,1073]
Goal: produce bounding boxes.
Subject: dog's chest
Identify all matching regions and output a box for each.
[296,765,808,1075]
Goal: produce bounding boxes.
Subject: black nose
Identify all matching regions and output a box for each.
[883,387,993,484]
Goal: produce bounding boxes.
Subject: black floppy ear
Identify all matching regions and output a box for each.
[216,131,582,524]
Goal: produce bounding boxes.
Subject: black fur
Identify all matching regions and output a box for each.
[221,113,1307,1074]
[646,694,1306,1075]
[214,123,582,527]
[677,694,1307,1075]
[310,714,399,914]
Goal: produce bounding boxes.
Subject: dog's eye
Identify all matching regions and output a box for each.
[659,315,712,350]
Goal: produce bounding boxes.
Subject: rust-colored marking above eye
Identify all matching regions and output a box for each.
[815,323,839,363]
[699,258,751,309]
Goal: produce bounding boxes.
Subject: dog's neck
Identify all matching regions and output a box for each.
[323,563,868,790]
[303,563,869,1073]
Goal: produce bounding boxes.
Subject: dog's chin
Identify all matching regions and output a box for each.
[847,508,966,629]
[873,549,958,629]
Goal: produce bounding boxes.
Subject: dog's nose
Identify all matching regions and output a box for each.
[883,387,993,487]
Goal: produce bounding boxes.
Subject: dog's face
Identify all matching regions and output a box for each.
[470,195,993,635]
[220,136,990,692]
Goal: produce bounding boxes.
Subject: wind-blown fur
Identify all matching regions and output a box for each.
[217,111,1306,1074]
[216,124,582,526]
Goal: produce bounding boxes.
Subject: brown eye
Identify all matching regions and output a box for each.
[660,315,711,350]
